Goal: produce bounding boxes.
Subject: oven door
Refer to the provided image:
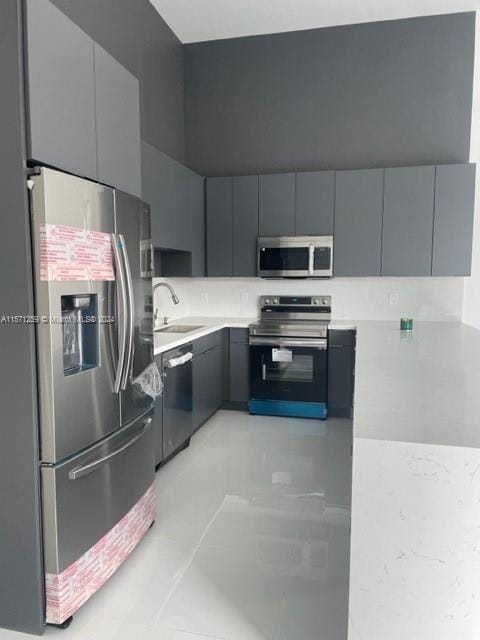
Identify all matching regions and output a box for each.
[249,337,327,403]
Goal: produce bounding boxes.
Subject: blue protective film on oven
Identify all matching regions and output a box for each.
[248,399,328,420]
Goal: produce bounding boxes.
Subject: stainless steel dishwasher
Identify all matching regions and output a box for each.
[161,343,193,460]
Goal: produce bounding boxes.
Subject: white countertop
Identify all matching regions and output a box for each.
[352,320,480,449]
[153,316,257,355]
[154,316,480,450]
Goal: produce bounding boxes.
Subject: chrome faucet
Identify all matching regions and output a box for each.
[152,282,180,327]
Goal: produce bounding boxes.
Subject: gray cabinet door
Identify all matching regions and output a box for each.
[432,164,476,276]
[193,346,222,430]
[233,176,259,276]
[382,166,435,276]
[229,343,250,403]
[94,44,141,197]
[328,330,355,418]
[296,172,335,235]
[174,163,192,252]
[334,169,384,276]
[142,141,177,249]
[206,177,233,276]
[189,172,205,277]
[259,173,296,236]
[25,0,97,180]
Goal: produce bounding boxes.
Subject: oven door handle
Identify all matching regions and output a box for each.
[249,337,327,349]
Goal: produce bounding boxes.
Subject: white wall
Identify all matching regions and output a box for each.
[154,276,463,321]
[463,11,480,329]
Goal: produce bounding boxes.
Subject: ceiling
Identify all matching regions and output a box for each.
[149,0,478,43]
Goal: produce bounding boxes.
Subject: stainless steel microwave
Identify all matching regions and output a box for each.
[257,236,334,278]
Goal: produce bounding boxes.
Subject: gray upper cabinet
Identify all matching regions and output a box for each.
[206,178,233,276]
[259,173,295,236]
[334,169,384,277]
[142,141,205,274]
[189,172,205,277]
[94,44,141,197]
[174,164,192,252]
[141,141,176,249]
[233,176,259,276]
[432,164,476,276]
[25,0,97,180]
[382,166,435,276]
[295,172,335,235]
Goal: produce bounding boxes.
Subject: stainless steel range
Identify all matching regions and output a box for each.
[249,295,331,419]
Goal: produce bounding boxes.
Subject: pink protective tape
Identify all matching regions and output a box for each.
[45,483,155,625]
[40,224,115,281]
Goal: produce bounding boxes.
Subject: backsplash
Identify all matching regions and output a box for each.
[153,277,464,322]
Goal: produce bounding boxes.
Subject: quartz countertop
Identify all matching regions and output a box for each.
[153,316,257,355]
[352,320,480,449]
[154,316,480,450]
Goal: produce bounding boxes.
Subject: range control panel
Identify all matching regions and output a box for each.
[260,295,331,308]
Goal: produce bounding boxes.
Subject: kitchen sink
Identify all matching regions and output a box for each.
[155,324,204,334]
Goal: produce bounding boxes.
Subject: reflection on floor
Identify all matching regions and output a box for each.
[1,411,352,640]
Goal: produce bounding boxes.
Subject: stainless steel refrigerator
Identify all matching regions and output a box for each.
[29,167,155,626]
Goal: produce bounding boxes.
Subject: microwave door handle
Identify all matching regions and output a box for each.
[119,234,135,390]
[111,234,128,393]
[308,243,315,275]
[149,241,154,276]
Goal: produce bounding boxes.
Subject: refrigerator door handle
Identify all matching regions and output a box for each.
[68,417,152,480]
[112,234,128,393]
[119,234,135,390]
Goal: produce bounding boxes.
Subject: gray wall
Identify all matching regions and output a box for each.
[0,0,45,635]
[184,13,475,176]
[51,0,185,163]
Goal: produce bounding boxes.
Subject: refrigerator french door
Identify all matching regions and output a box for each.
[30,167,155,626]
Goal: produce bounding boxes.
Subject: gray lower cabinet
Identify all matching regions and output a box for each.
[193,333,222,430]
[328,330,356,418]
[229,329,250,403]
[206,177,233,276]
[259,173,296,236]
[382,165,435,276]
[334,169,384,276]
[25,0,97,180]
[233,176,259,276]
[94,44,141,197]
[295,171,335,235]
[153,355,163,467]
[432,163,476,276]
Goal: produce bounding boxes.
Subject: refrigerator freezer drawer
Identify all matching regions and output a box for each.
[42,411,155,575]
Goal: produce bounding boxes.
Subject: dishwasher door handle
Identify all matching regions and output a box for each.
[165,352,193,369]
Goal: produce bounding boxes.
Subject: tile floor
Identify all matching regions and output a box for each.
[1,411,352,640]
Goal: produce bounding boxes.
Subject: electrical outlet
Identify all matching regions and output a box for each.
[200,292,209,304]
[388,293,399,306]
